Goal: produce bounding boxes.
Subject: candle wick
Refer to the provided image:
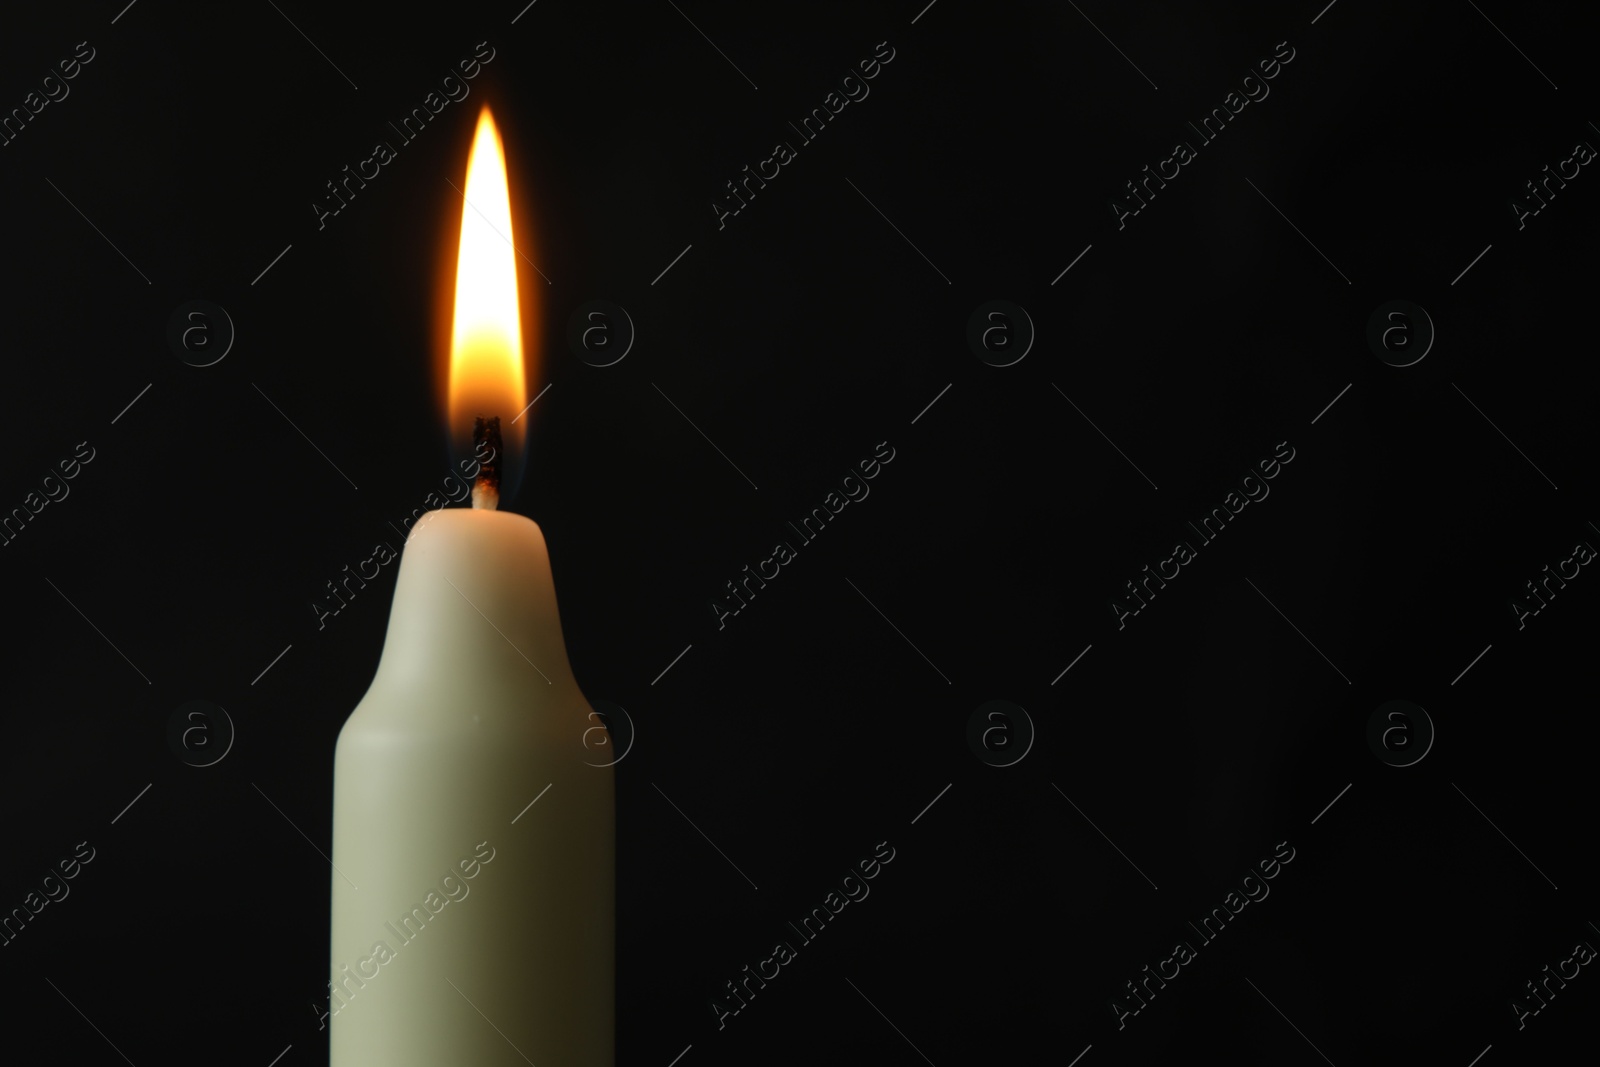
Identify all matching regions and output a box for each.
[471,414,502,511]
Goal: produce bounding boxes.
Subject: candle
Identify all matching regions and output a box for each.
[329,106,613,1066]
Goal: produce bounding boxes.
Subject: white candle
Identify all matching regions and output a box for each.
[328,103,612,1066]
[329,507,613,1066]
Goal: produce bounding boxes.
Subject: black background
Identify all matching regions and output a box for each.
[2,1,1597,1064]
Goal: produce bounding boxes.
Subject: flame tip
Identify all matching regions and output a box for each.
[447,101,528,455]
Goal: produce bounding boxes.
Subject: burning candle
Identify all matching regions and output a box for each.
[328,106,613,1066]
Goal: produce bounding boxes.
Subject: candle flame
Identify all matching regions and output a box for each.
[448,106,528,460]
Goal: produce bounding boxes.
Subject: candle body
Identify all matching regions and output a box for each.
[330,509,612,1066]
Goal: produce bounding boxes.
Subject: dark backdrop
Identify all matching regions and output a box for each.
[1,2,1596,1065]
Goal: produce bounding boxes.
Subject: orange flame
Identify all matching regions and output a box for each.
[447,106,528,464]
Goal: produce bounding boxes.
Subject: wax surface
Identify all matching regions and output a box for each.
[330,508,613,1066]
